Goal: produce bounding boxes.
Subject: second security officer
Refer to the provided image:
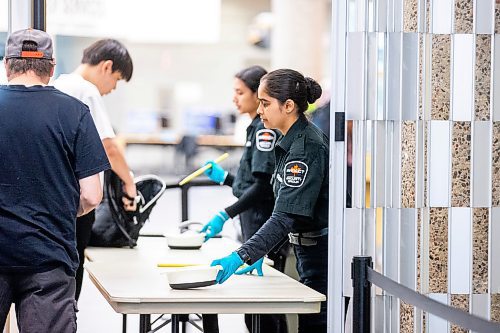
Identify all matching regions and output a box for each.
[201,65,287,333]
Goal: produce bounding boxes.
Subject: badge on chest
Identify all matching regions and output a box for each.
[256,129,277,151]
[284,161,308,187]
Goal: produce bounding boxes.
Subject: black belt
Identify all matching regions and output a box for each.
[288,227,328,246]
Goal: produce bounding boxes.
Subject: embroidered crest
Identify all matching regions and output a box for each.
[256,129,277,151]
[283,161,308,187]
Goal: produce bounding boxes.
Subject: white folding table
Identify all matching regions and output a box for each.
[85,237,325,333]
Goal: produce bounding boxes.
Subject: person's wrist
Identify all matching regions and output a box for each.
[218,210,229,221]
[235,248,250,264]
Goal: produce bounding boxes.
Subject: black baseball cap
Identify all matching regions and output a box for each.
[4,28,53,60]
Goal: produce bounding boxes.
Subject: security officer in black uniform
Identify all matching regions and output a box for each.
[211,69,329,333]
[201,65,287,333]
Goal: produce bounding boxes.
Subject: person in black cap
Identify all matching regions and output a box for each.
[0,28,110,332]
[200,65,287,333]
[211,69,329,333]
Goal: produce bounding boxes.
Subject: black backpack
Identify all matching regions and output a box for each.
[89,170,167,248]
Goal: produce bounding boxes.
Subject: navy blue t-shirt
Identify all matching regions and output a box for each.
[0,85,110,275]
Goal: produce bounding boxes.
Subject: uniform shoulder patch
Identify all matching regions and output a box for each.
[256,129,277,151]
[283,161,308,187]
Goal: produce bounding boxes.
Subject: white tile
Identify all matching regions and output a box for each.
[431,0,453,34]
[384,209,400,281]
[428,293,449,333]
[392,0,404,32]
[471,293,489,321]
[391,122,403,208]
[475,0,495,34]
[472,121,492,207]
[387,33,402,121]
[352,121,367,208]
[343,208,363,296]
[372,121,387,207]
[400,209,417,289]
[449,208,472,294]
[451,34,474,121]
[346,32,366,120]
[402,33,419,120]
[367,33,380,120]
[429,121,451,207]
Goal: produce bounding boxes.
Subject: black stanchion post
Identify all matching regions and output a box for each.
[352,256,372,333]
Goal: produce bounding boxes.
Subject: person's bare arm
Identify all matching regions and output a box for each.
[78,174,103,216]
[102,137,137,210]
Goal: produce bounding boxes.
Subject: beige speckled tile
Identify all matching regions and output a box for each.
[472,208,489,294]
[404,0,418,32]
[475,35,492,121]
[426,0,431,33]
[496,3,500,34]
[451,294,469,333]
[451,122,471,207]
[402,121,417,208]
[429,208,448,293]
[431,35,451,120]
[400,300,414,332]
[454,0,473,33]
[493,123,500,206]
[492,294,500,322]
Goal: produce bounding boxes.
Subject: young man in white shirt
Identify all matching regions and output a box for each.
[54,39,137,300]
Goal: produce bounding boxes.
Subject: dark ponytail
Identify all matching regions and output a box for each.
[235,65,268,93]
[260,69,322,114]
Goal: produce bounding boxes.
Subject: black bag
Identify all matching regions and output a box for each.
[89,170,166,248]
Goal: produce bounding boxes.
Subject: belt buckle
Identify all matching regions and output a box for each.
[288,233,317,246]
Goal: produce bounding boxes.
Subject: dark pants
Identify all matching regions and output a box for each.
[75,209,95,300]
[294,233,328,333]
[240,206,288,333]
[0,266,77,333]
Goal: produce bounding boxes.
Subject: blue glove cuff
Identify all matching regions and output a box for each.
[219,171,228,185]
[217,210,230,221]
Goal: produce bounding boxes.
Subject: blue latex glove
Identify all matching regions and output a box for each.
[235,257,264,276]
[200,211,229,241]
[211,252,244,284]
[203,160,227,184]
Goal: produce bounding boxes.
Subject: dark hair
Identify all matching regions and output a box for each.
[81,39,133,81]
[6,41,54,77]
[235,65,267,93]
[261,69,322,114]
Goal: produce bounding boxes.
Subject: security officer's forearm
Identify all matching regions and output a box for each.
[237,212,294,264]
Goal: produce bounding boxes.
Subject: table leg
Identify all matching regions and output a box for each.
[139,314,151,333]
[122,314,127,333]
[171,314,180,333]
[252,314,261,333]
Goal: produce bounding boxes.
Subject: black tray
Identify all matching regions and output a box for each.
[169,280,216,290]
[168,245,202,250]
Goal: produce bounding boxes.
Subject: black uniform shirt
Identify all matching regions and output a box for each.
[272,116,329,232]
[232,116,279,199]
